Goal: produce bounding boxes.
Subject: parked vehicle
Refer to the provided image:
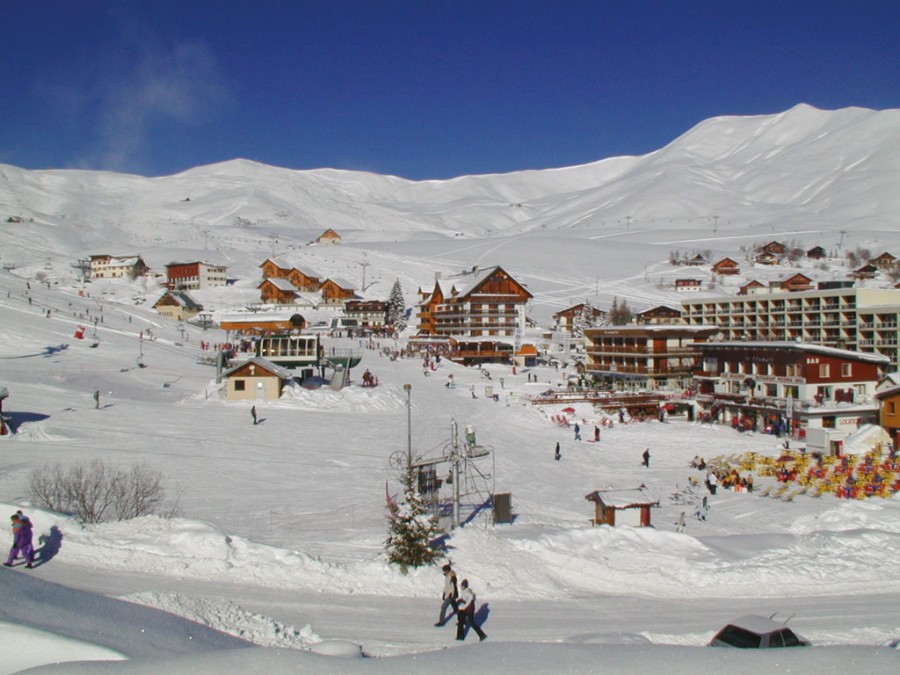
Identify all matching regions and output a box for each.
[709,615,810,649]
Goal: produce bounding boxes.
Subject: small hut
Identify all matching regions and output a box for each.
[585,487,659,527]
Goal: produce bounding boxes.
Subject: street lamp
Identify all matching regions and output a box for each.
[403,384,412,467]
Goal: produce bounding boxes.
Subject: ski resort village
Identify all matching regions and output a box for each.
[3,105,900,673]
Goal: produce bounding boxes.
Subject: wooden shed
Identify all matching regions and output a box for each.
[585,487,659,527]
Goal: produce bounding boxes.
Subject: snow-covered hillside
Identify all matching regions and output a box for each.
[2,105,899,326]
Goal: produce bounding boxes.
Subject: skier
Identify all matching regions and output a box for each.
[251,406,258,425]
[642,448,651,468]
[594,425,600,442]
[456,579,487,641]
[675,511,686,533]
[554,441,561,461]
[574,423,581,441]
[435,563,459,626]
[93,389,100,409]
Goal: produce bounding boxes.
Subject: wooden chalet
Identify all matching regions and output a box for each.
[315,229,342,244]
[760,241,787,256]
[851,263,879,280]
[260,258,291,280]
[807,245,828,260]
[675,278,702,293]
[738,279,766,296]
[634,305,682,324]
[258,278,299,304]
[683,254,707,267]
[319,278,357,305]
[287,266,321,292]
[776,273,814,293]
[417,265,532,340]
[711,257,741,276]
[755,252,780,266]
[585,488,659,527]
[152,290,203,321]
[871,252,897,270]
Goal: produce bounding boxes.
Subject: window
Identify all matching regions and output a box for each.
[819,363,830,378]
[841,363,852,377]
[889,402,896,415]
[234,380,246,391]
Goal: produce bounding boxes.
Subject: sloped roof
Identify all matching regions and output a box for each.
[260,278,298,292]
[153,290,203,311]
[223,357,292,380]
[585,487,659,508]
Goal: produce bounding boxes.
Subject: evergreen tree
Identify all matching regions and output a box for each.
[385,462,443,571]
[386,278,407,332]
[609,296,633,325]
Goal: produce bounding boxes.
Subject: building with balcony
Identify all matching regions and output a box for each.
[88,254,149,280]
[680,287,900,370]
[165,261,227,290]
[583,325,717,391]
[417,265,532,340]
[692,341,890,437]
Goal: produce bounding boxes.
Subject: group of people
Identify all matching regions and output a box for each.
[5,510,35,569]
[435,563,487,642]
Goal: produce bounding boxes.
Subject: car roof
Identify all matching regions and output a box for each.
[723,615,789,634]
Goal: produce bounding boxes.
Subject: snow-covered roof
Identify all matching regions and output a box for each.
[697,341,891,365]
[223,357,293,380]
[262,278,298,292]
[585,487,659,508]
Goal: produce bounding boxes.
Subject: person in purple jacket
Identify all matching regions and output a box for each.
[4,512,34,568]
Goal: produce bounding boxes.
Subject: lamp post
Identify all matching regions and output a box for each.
[403,384,412,468]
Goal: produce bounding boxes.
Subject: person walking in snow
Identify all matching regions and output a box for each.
[594,425,600,442]
[642,448,651,468]
[675,511,686,533]
[93,389,100,409]
[573,422,581,441]
[435,563,459,626]
[251,406,257,425]
[456,579,487,641]
[4,513,33,568]
[695,496,709,522]
[554,441,561,461]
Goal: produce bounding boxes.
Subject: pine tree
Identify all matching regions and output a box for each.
[386,462,443,571]
[386,278,407,332]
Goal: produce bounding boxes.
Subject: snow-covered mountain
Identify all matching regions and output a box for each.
[1,104,899,323]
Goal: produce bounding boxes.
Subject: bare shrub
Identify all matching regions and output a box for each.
[29,460,180,523]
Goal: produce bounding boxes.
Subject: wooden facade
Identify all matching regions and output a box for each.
[584,325,716,390]
[871,252,897,270]
[287,267,321,292]
[635,305,683,324]
[712,257,741,275]
[760,241,787,256]
[417,266,532,339]
[258,278,298,304]
[316,228,342,244]
[778,273,814,293]
[319,278,357,304]
[223,357,292,401]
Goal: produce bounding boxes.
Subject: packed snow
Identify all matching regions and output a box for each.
[2,106,900,672]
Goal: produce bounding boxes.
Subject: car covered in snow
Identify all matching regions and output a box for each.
[709,615,810,649]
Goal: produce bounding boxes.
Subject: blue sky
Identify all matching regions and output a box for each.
[2,1,898,180]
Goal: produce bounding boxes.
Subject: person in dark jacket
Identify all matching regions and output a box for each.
[642,448,651,468]
[456,579,487,641]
